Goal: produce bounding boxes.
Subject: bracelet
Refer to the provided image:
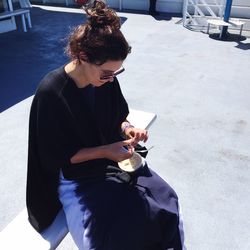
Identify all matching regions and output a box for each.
[121,122,134,136]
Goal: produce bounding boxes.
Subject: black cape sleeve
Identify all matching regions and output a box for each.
[26,89,80,232]
[35,91,80,173]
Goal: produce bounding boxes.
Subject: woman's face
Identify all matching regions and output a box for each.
[86,60,124,86]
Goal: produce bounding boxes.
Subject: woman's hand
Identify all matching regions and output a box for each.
[124,127,148,145]
[103,138,135,162]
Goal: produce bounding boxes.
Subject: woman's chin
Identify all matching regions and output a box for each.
[95,79,110,86]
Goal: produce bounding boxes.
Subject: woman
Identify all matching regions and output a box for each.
[26,1,185,249]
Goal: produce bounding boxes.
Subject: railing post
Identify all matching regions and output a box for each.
[182,0,188,27]
[221,0,233,38]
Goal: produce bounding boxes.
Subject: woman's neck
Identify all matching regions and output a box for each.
[64,60,89,88]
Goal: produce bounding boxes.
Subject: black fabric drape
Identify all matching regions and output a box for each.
[26,66,129,232]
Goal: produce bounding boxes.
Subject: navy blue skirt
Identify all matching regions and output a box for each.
[59,163,185,250]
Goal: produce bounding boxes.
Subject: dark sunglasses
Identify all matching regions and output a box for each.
[100,67,125,80]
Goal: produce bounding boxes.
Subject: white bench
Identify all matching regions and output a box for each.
[0,9,32,32]
[229,19,245,37]
[0,209,68,250]
[0,108,156,250]
[207,18,245,39]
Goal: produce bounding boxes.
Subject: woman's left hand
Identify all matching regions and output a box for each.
[124,127,148,146]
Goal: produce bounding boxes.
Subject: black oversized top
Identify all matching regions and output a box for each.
[26,66,129,232]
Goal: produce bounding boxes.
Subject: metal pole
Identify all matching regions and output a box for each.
[221,0,233,38]
[182,0,188,27]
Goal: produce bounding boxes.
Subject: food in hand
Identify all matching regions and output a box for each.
[118,152,143,172]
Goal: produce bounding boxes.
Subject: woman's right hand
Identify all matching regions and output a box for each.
[103,138,135,162]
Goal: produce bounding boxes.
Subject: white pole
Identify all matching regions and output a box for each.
[182,0,188,26]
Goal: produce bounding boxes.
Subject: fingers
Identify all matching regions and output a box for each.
[128,129,148,143]
[118,143,134,161]
[124,147,134,158]
[136,130,148,143]
[122,138,135,146]
[116,129,149,161]
[122,128,149,151]
[143,130,148,142]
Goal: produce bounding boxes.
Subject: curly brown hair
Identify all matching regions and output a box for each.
[65,0,131,65]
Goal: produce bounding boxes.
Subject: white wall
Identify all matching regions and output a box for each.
[183,0,250,18]
[231,0,250,18]
[28,0,250,18]
[107,0,183,13]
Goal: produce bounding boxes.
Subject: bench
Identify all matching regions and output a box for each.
[0,9,32,32]
[0,209,68,250]
[0,105,156,250]
[207,18,245,39]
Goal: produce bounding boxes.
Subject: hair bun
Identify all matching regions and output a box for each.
[85,0,121,31]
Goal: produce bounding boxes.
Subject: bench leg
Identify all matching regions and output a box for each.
[207,23,210,34]
[219,26,223,39]
[239,24,243,37]
[25,12,32,28]
[21,14,27,32]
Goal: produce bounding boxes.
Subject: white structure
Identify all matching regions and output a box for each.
[0,0,31,33]
[182,0,249,32]
[182,0,226,30]
[0,0,17,33]
[29,0,250,19]
[1,0,248,34]
[30,0,184,13]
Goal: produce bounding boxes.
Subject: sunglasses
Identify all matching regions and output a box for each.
[100,66,125,80]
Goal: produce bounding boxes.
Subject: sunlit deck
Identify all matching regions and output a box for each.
[0,4,250,249]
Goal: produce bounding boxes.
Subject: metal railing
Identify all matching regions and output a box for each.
[182,0,226,31]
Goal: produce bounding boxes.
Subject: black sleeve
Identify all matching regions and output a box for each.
[35,91,80,173]
[115,77,129,123]
[113,78,129,140]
